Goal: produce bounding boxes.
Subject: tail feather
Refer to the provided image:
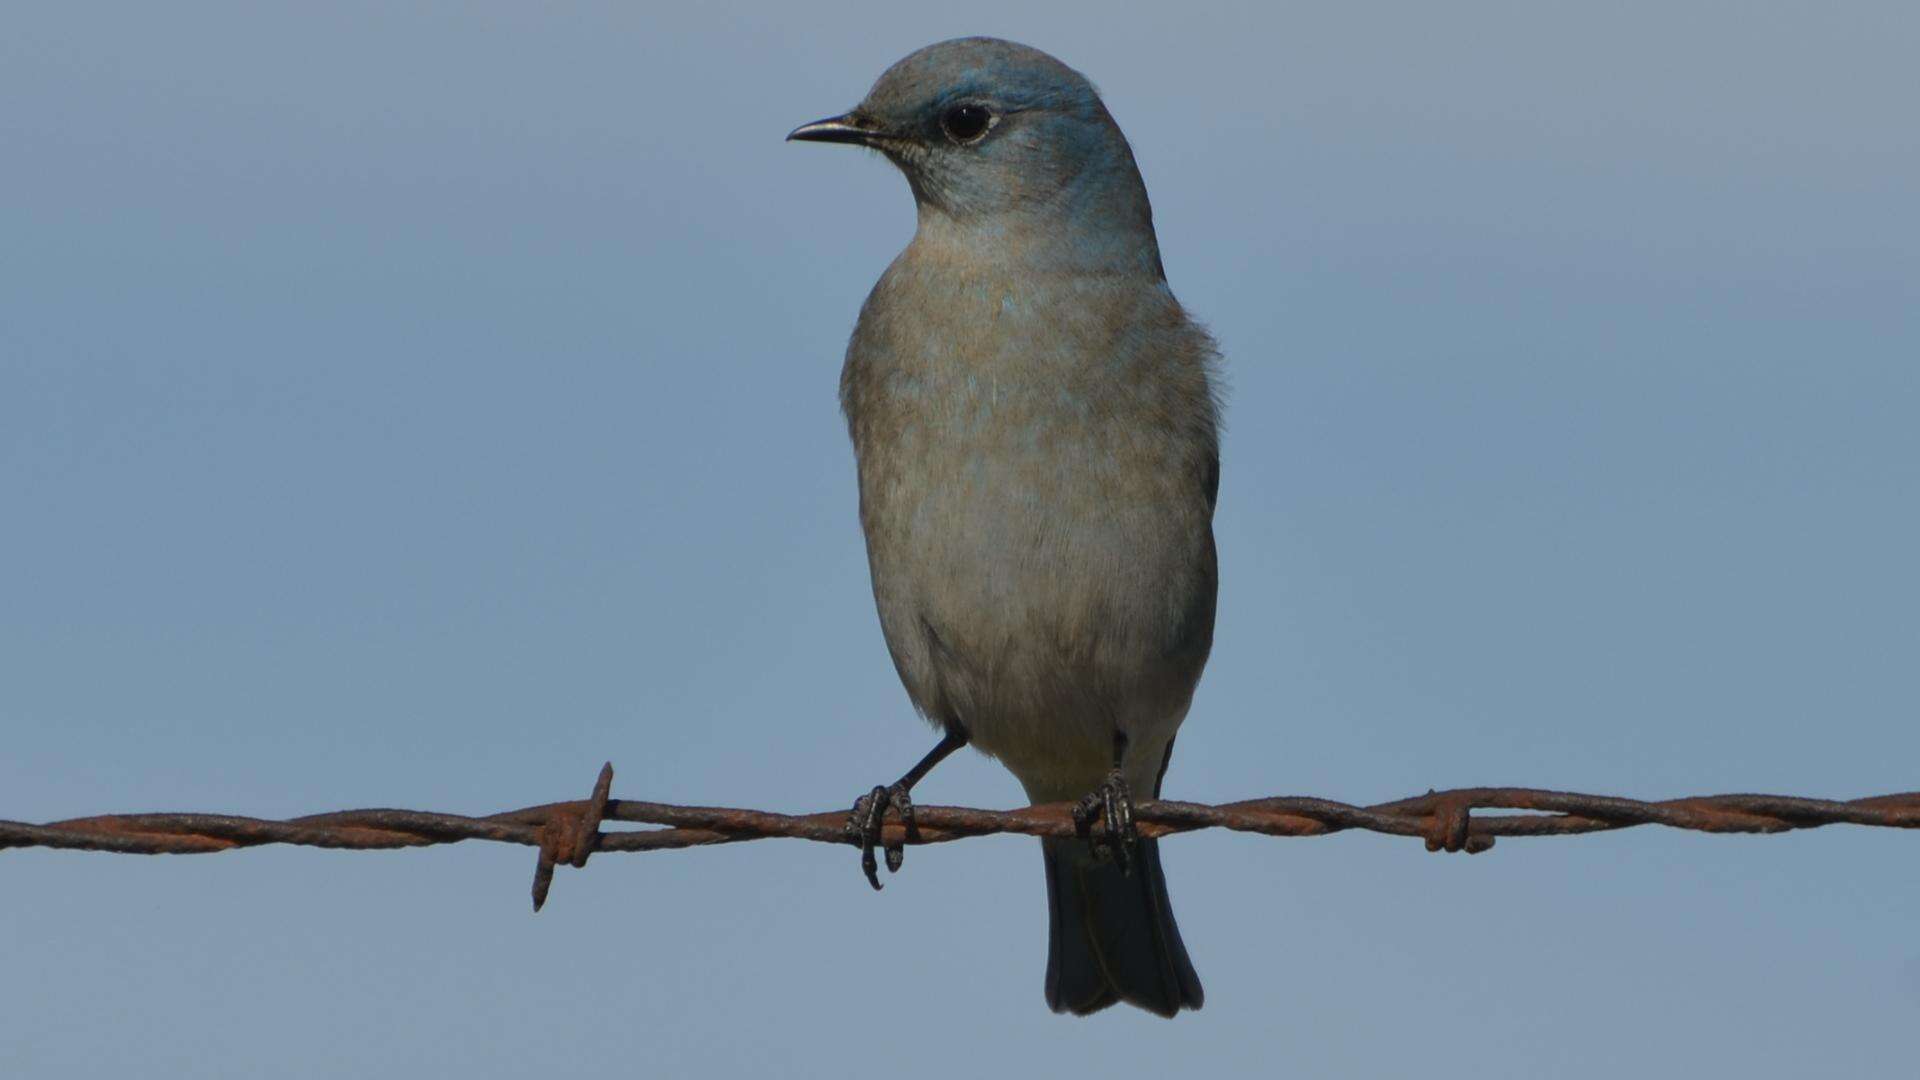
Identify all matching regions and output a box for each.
[1042,835,1203,1017]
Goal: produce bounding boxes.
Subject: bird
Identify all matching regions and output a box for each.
[789,37,1220,1018]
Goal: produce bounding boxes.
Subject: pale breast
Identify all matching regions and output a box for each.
[841,255,1219,791]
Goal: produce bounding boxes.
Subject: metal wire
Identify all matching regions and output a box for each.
[4,762,1916,910]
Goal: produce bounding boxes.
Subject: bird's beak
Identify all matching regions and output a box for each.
[786,112,888,147]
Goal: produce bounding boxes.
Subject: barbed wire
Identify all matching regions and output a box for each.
[4,762,1916,910]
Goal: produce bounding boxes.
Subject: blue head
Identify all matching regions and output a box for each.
[790,38,1162,275]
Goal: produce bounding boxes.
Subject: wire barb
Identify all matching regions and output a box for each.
[530,762,614,912]
[4,769,1917,909]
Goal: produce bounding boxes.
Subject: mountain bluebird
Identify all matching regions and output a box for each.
[790,37,1220,1018]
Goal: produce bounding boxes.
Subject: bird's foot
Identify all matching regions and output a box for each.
[1072,768,1139,875]
[846,782,918,890]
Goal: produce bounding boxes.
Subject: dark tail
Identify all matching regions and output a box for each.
[1042,835,1203,1017]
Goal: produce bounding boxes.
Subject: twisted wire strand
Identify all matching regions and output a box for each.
[5,763,1917,909]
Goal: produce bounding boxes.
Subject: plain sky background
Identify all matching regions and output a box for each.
[4,4,1917,1077]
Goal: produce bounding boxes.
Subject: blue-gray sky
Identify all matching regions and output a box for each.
[4,4,1916,1076]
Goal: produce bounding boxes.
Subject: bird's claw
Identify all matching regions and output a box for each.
[1072,768,1138,875]
[846,782,917,890]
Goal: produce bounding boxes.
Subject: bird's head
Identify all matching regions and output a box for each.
[789,37,1158,263]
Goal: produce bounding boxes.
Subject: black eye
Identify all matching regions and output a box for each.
[941,103,993,143]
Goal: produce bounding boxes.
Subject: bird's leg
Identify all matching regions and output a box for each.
[847,726,968,891]
[1072,730,1139,875]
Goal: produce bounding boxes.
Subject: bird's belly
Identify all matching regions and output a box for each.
[860,421,1211,798]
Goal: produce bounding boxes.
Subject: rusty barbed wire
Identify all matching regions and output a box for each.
[3,762,1916,910]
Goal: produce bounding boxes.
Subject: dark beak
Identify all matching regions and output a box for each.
[786,112,888,147]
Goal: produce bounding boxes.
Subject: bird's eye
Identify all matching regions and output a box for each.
[941,103,993,143]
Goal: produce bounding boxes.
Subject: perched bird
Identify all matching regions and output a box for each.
[789,37,1220,1018]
